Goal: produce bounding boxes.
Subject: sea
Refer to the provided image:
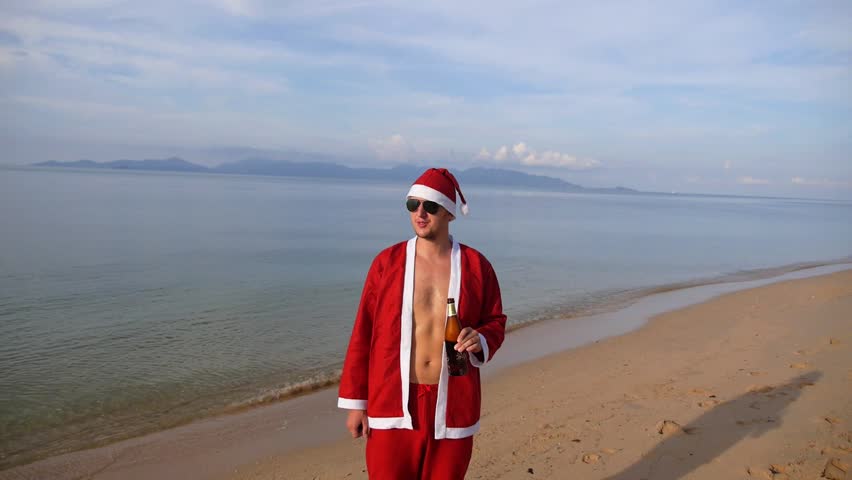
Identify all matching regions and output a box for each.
[1,166,850,469]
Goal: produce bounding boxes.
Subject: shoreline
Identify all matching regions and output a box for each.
[6,258,848,472]
[156,258,852,418]
[504,257,852,333]
[230,266,852,480]
[8,164,852,204]
[2,262,850,478]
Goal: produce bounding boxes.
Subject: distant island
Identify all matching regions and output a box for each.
[32,157,637,194]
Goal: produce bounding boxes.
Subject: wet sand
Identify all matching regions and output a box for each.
[3,266,850,479]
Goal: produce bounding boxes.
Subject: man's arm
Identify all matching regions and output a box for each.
[338,255,381,412]
[468,259,506,367]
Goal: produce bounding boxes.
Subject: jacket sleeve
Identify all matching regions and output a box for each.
[337,254,382,409]
[470,259,507,367]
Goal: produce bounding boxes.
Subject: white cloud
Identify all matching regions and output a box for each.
[737,176,771,185]
[493,145,509,162]
[0,15,294,93]
[6,95,143,115]
[0,13,392,94]
[520,151,601,170]
[724,160,732,170]
[0,48,17,68]
[1,94,301,147]
[324,2,852,105]
[791,177,852,188]
[482,141,600,170]
[475,147,491,160]
[796,15,852,52]
[217,0,256,17]
[739,124,770,137]
[370,134,412,161]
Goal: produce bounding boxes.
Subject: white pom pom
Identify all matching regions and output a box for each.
[460,203,469,216]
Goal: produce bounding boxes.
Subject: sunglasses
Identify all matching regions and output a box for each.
[406,198,441,215]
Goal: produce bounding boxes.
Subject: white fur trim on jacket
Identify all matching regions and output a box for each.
[468,332,490,367]
[433,237,465,439]
[337,398,367,410]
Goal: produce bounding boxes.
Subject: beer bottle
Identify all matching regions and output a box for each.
[445,298,468,376]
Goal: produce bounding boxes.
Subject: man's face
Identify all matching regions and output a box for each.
[407,197,453,240]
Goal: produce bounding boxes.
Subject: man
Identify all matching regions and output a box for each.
[338,167,507,479]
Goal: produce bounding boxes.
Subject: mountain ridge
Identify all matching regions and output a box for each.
[32,157,637,193]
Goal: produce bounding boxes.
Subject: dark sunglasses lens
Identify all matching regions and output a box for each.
[406,199,420,212]
[406,199,441,214]
[423,201,440,214]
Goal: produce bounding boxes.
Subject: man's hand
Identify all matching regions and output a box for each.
[456,327,482,353]
[346,409,369,438]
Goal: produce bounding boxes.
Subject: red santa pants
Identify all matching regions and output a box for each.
[366,383,474,480]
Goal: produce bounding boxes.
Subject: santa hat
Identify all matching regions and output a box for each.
[406,168,469,217]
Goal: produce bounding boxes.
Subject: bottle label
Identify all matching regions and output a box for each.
[445,341,468,376]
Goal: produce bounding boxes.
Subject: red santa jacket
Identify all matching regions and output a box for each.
[338,236,507,439]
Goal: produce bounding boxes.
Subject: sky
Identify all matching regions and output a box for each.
[1,0,850,198]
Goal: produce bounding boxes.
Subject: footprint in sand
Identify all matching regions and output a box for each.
[736,417,777,427]
[655,420,697,435]
[746,466,772,478]
[822,458,850,480]
[698,399,721,409]
[789,362,810,369]
[747,385,775,394]
[656,420,684,435]
[747,464,792,480]
[822,446,852,456]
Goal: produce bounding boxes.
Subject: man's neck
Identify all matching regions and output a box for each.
[416,234,452,259]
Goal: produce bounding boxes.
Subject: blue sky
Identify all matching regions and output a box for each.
[1,0,850,197]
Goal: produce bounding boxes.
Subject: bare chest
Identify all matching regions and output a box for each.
[409,252,452,383]
[412,257,451,329]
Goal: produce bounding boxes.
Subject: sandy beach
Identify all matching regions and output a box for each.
[3,267,850,479]
[227,268,852,480]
